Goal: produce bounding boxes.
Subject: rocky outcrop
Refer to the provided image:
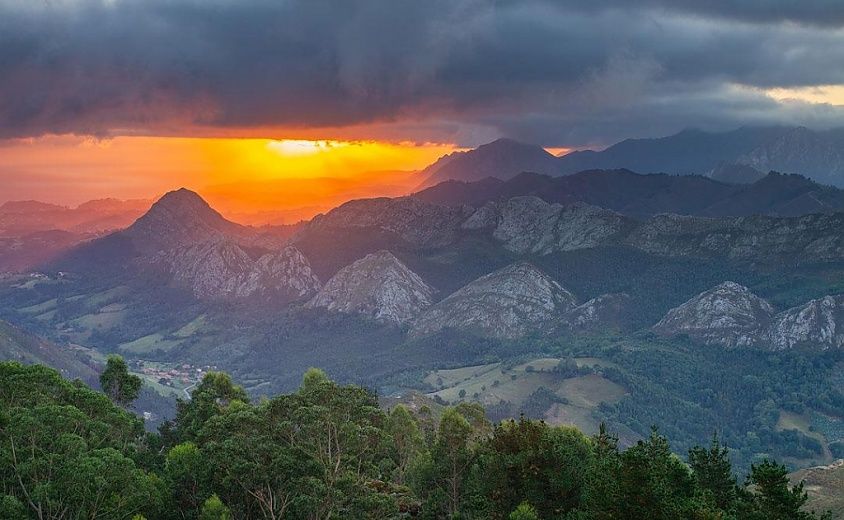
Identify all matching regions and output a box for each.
[653,282,775,347]
[765,295,844,350]
[626,212,844,262]
[167,240,255,299]
[164,241,319,300]
[462,193,844,262]
[561,293,634,333]
[301,197,470,248]
[411,262,577,339]
[235,246,321,300]
[655,282,844,350]
[306,251,434,324]
[466,197,629,254]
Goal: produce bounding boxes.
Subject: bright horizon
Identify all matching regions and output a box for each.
[0,135,465,218]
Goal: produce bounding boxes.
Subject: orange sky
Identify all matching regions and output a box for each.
[0,135,463,222]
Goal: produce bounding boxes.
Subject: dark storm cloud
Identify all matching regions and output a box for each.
[1,0,844,146]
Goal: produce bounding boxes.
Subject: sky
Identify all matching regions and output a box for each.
[2,0,844,211]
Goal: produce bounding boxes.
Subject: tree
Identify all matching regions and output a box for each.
[433,407,475,517]
[745,460,817,520]
[174,372,249,441]
[617,428,697,519]
[1,363,162,519]
[199,494,232,520]
[165,442,209,517]
[509,501,539,520]
[474,418,591,517]
[688,433,738,511]
[387,405,424,485]
[100,355,142,408]
[199,401,318,519]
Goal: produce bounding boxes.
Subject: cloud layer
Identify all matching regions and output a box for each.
[2,0,844,146]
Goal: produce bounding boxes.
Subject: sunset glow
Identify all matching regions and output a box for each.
[0,135,461,221]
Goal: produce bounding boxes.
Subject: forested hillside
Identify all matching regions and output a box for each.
[0,361,833,519]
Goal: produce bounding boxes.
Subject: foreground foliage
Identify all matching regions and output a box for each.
[0,361,832,519]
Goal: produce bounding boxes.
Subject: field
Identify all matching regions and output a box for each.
[425,357,628,434]
[119,333,182,354]
[790,460,844,518]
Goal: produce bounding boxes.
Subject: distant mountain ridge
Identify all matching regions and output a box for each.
[418,138,561,189]
[417,127,844,187]
[415,170,844,218]
[0,197,150,236]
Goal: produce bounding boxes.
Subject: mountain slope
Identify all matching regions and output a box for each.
[306,250,435,324]
[656,283,844,350]
[653,282,775,347]
[302,196,470,249]
[418,138,561,188]
[0,198,150,236]
[412,262,577,339]
[557,126,844,186]
[0,319,97,382]
[765,295,844,350]
[465,197,629,254]
[124,188,250,253]
[416,170,844,218]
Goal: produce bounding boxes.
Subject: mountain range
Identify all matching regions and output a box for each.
[415,170,844,219]
[655,282,844,350]
[4,177,844,472]
[32,186,844,343]
[418,126,844,188]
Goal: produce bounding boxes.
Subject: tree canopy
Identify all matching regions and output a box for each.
[0,361,832,519]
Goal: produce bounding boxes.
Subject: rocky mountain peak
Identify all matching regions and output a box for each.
[235,246,321,300]
[125,188,247,253]
[162,242,320,301]
[656,282,844,351]
[765,295,844,350]
[306,250,435,324]
[653,282,775,347]
[411,261,577,339]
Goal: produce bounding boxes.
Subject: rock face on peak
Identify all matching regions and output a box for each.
[412,262,577,339]
[125,188,249,253]
[168,240,254,299]
[653,282,775,347]
[561,293,635,333]
[163,242,320,301]
[301,197,470,248]
[235,246,321,300]
[765,295,844,350]
[306,251,434,324]
[656,282,844,350]
[465,197,629,254]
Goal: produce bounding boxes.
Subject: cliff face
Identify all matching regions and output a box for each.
[655,282,844,350]
[306,251,435,324]
[765,296,844,350]
[464,197,629,254]
[653,282,775,347]
[302,197,471,248]
[412,262,577,339]
[165,242,320,300]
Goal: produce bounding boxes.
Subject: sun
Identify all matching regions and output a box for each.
[266,139,348,156]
